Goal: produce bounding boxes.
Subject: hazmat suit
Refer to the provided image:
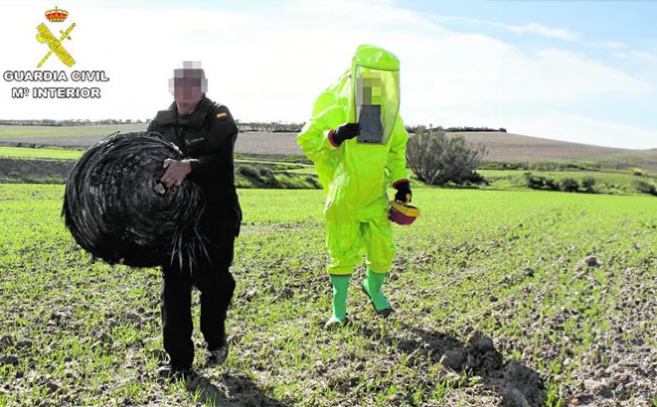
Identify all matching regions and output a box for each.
[297,45,411,328]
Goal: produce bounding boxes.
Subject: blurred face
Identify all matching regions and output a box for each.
[173,77,203,114]
[357,73,382,106]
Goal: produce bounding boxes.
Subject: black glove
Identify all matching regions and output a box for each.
[331,123,360,145]
[394,181,412,203]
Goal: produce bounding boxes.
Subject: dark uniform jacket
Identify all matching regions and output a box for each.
[147,96,241,238]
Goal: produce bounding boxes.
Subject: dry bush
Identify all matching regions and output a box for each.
[406,127,487,186]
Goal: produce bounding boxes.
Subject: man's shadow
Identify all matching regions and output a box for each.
[175,323,544,406]
[185,372,289,407]
[352,321,546,407]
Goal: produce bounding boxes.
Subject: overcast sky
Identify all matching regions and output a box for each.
[1,0,656,149]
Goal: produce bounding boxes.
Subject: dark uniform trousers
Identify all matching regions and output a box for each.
[160,206,236,369]
[147,96,241,369]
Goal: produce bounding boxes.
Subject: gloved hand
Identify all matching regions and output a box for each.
[331,123,360,145]
[394,181,412,203]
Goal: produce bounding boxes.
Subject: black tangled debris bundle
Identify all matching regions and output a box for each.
[63,132,207,268]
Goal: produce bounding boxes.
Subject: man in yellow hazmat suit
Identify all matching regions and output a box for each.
[298,45,412,328]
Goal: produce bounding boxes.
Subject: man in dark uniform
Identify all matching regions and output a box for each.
[146,61,241,378]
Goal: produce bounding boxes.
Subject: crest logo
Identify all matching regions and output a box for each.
[45,6,69,22]
[36,6,76,68]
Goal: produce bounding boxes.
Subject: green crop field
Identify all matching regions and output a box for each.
[480,169,657,195]
[0,147,84,161]
[1,185,657,406]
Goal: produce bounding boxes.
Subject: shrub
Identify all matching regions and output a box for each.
[438,135,488,185]
[633,180,657,196]
[582,177,596,193]
[304,176,321,189]
[462,171,489,186]
[406,127,487,186]
[259,167,273,177]
[523,172,561,191]
[523,172,543,189]
[406,128,444,185]
[544,178,560,191]
[630,167,645,176]
[263,174,282,188]
[237,165,261,181]
[560,178,580,192]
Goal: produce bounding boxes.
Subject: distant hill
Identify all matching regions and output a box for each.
[452,131,657,170]
[0,125,655,170]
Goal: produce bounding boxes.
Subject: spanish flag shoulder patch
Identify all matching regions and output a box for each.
[216,112,228,119]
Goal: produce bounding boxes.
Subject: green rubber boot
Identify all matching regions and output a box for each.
[325,275,351,329]
[362,268,393,317]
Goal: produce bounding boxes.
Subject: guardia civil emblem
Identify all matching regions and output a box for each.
[36,6,76,68]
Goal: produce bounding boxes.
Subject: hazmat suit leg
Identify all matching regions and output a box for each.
[361,210,396,315]
[324,219,362,327]
[326,218,363,276]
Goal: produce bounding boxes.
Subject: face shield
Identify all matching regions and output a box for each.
[354,66,399,145]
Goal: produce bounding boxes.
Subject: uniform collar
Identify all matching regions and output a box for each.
[163,96,213,127]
